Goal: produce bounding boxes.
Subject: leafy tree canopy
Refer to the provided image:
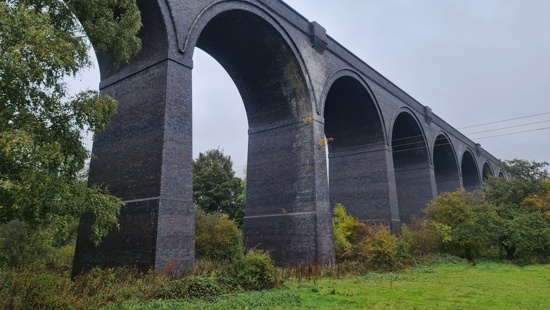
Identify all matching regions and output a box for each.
[0,0,142,243]
[425,159,550,261]
[193,148,245,227]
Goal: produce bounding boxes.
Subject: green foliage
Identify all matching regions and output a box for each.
[193,149,245,227]
[0,269,76,309]
[101,289,301,309]
[332,204,410,270]
[402,218,443,256]
[424,189,495,260]
[361,225,411,271]
[195,208,243,262]
[0,220,52,267]
[332,204,369,261]
[162,276,222,300]
[0,0,141,243]
[422,160,550,261]
[483,159,550,260]
[484,159,549,206]
[230,249,277,291]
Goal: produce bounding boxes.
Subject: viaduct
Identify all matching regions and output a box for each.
[73,0,506,275]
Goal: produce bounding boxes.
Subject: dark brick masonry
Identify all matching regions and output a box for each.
[72,0,504,276]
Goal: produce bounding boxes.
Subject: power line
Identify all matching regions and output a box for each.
[464,119,550,135]
[474,126,550,140]
[458,111,550,130]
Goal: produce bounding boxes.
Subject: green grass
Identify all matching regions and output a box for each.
[107,261,550,309]
[281,261,550,309]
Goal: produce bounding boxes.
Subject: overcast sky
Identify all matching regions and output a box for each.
[76,0,550,177]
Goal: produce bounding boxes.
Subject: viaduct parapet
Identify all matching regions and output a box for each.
[73,0,505,275]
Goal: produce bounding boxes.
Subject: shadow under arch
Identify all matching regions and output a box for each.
[322,71,400,228]
[391,110,436,223]
[187,5,333,266]
[461,150,482,190]
[433,132,461,194]
[482,161,495,182]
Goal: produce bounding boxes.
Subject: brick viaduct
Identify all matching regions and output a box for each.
[73,0,506,275]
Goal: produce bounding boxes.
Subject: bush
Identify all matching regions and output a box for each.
[72,267,164,307]
[424,189,493,261]
[0,269,77,309]
[403,217,443,256]
[195,209,243,262]
[332,204,369,261]
[332,204,412,270]
[162,276,222,300]
[0,220,52,267]
[361,225,410,271]
[230,249,277,291]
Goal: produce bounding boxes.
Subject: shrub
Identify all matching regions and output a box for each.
[72,267,164,307]
[230,249,277,291]
[424,189,493,261]
[195,208,243,262]
[403,217,443,256]
[332,204,369,261]
[332,204,412,270]
[361,225,407,271]
[0,220,52,267]
[162,276,222,300]
[0,269,77,309]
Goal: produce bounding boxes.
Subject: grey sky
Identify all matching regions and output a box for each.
[78,0,550,177]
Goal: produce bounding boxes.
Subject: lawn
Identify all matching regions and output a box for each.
[104,261,550,309]
[282,262,550,309]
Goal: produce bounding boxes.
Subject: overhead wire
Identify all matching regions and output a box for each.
[457,111,550,130]
[464,119,550,135]
[389,111,550,143]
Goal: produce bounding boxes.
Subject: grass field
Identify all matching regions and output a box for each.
[103,261,550,309]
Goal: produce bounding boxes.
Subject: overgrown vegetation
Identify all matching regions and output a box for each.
[424,159,550,262]
[193,148,246,227]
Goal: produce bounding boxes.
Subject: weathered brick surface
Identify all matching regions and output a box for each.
[74,0,503,274]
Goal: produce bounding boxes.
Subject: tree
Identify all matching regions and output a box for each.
[483,159,550,260]
[424,189,497,260]
[193,149,245,226]
[424,160,550,261]
[0,0,141,244]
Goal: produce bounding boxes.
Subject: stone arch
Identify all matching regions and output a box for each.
[482,161,495,182]
[433,132,460,194]
[322,70,399,227]
[187,7,311,127]
[499,170,507,179]
[461,150,481,190]
[185,5,333,266]
[74,1,335,274]
[391,110,437,223]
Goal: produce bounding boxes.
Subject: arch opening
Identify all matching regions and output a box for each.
[391,112,436,223]
[193,9,330,266]
[482,162,494,183]
[195,10,308,128]
[323,76,394,223]
[433,134,460,194]
[461,151,481,190]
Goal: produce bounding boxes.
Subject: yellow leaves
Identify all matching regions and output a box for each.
[521,189,550,222]
[332,204,364,255]
[302,116,313,124]
[319,137,333,149]
[431,221,453,243]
